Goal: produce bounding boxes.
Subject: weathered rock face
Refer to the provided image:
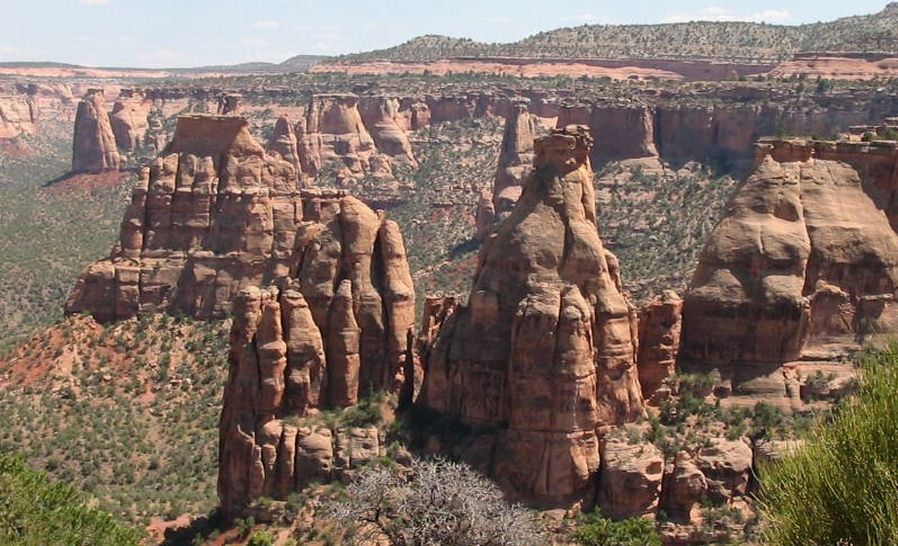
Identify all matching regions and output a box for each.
[0,95,37,140]
[109,89,150,152]
[65,114,306,321]
[359,97,418,167]
[493,104,538,214]
[638,290,683,402]
[72,89,121,172]
[420,125,644,505]
[218,203,416,514]
[681,139,898,403]
[299,93,377,177]
[267,114,304,187]
[599,438,664,519]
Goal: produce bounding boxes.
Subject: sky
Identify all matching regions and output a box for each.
[0,0,890,68]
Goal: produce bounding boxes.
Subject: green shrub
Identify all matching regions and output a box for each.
[573,512,661,546]
[0,452,141,545]
[760,344,898,545]
[247,530,275,546]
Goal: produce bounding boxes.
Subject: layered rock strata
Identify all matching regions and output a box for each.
[71,89,120,172]
[681,139,898,404]
[218,205,416,514]
[419,125,644,505]
[66,114,306,321]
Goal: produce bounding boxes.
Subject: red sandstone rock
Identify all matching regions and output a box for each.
[72,89,120,172]
[493,103,537,214]
[0,95,37,140]
[637,290,682,402]
[598,438,664,519]
[299,93,376,177]
[419,125,644,505]
[681,140,898,405]
[267,114,304,188]
[65,114,304,321]
[217,93,242,115]
[217,203,415,513]
[109,89,150,152]
[359,97,418,167]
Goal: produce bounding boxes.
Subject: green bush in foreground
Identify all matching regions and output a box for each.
[761,345,898,546]
[573,511,661,546]
[0,452,141,546]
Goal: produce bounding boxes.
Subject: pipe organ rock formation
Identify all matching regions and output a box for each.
[419,125,644,505]
[71,89,121,173]
[681,138,898,404]
[217,205,416,515]
[65,114,309,321]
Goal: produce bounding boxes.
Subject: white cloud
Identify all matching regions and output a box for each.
[664,6,791,23]
[80,0,110,5]
[252,20,280,30]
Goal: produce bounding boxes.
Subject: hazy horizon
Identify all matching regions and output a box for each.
[0,0,891,69]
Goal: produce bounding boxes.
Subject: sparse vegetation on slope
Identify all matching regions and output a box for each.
[336,4,898,63]
[0,314,229,523]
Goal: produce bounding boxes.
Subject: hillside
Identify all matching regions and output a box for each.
[0,452,141,545]
[336,3,898,63]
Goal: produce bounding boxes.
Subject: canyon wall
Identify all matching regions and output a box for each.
[419,125,644,506]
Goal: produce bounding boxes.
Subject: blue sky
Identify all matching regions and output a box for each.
[0,0,890,67]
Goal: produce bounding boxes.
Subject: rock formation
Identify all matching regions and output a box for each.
[71,89,120,172]
[637,290,683,402]
[217,93,243,115]
[66,114,305,321]
[680,138,898,405]
[267,114,304,187]
[298,93,377,177]
[419,125,644,506]
[217,203,416,514]
[493,103,537,214]
[359,97,418,166]
[109,89,150,152]
[0,95,36,141]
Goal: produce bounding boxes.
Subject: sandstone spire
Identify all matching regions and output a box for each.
[492,103,537,214]
[71,89,120,173]
[267,114,304,187]
[420,125,644,505]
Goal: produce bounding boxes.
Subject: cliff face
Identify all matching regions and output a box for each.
[420,125,644,505]
[0,95,37,140]
[71,89,120,173]
[267,114,304,187]
[492,104,537,214]
[217,202,415,515]
[680,139,898,404]
[109,90,150,152]
[65,114,304,321]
